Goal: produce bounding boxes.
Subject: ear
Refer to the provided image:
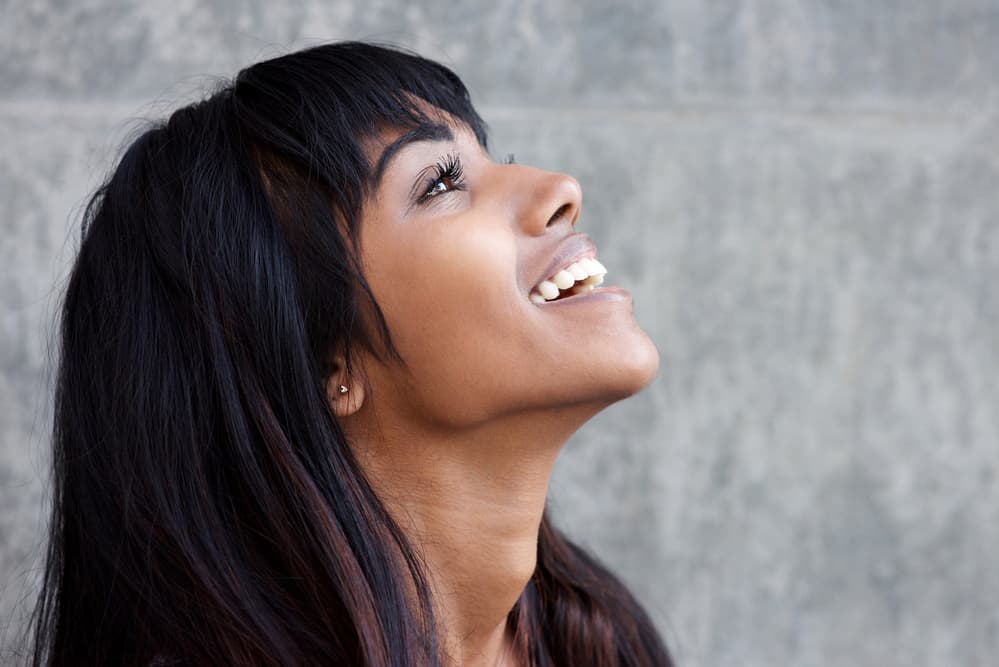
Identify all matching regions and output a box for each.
[326,353,366,418]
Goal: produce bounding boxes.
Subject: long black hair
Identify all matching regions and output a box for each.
[25,41,673,666]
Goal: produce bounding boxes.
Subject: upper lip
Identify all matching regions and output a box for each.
[532,232,598,292]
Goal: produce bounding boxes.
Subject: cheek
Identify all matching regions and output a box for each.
[363,219,527,419]
[380,221,517,323]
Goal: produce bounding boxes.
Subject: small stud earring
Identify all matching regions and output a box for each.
[339,385,348,394]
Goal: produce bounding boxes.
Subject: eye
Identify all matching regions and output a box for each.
[426,180,450,196]
[418,153,466,203]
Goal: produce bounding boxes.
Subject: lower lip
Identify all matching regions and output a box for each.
[534,286,631,306]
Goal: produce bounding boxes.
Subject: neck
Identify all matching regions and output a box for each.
[344,403,601,666]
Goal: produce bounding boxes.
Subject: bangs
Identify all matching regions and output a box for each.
[233,41,488,209]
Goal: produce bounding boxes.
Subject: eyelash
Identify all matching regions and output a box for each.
[418,153,466,203]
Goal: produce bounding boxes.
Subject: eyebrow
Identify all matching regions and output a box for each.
[372,123,455,187]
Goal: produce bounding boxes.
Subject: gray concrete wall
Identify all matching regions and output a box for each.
[2,2,998,665]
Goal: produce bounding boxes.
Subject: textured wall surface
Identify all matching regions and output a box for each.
[2,2,998,665]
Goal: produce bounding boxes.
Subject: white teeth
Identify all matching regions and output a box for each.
[552,270,575,290]
[587,258,608,275]
[567,262,589,281]
[538,280,560,300]
[530,255,610,304]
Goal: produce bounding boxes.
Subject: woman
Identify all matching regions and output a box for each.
[27,41,672,666]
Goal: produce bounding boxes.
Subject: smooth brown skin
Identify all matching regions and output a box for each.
[326,113,660,666]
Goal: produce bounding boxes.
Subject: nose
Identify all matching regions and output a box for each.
[516,168,583,236]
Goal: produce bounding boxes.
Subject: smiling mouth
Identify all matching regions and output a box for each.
[529,256,608,304]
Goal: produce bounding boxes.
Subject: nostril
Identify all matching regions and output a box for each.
[547,203,572,227]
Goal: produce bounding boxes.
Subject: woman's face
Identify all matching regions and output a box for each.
[353,113,659,430]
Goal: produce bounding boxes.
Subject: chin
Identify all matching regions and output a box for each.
[610,329,661,397]
[569,329,660,408]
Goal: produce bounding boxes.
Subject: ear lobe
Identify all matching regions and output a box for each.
[326,355,366,418]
